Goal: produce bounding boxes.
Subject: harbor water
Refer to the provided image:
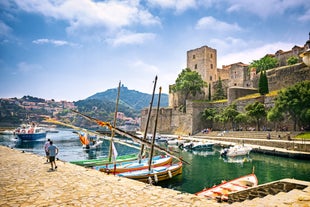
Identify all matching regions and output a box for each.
[1,129,309,194]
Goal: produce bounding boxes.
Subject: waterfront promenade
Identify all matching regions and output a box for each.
[1,145,310,207]
[0,145,220,207]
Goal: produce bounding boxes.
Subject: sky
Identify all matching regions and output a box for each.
[0,0,309,102]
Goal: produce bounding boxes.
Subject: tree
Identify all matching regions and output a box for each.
[267,107,284,130]
[221,103,240,130]
[287,56,299,65]
[249,55,278,73]
[213,77,226,100]
[235,113,248,130]
[258,70,269,95]
[171,68,206,112]
[245,101,266,131]
[273,80,310,131]
[208,83,211,101]
[202,108,217,129]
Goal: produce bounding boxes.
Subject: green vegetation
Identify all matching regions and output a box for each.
[272,80,310,131]
[249,55,278,73]
[287,56,299,65]
[258,70,269,95]
[213,77,226,100]
[201,108,217,129]
[245,101,266,131]
[171,68,206,112]
[295,132,310,139]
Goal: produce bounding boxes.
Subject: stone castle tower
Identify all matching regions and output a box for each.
[187,46,217,97]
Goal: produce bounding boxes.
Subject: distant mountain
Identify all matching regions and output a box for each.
[86,85,168,111]
[74,85,168,122]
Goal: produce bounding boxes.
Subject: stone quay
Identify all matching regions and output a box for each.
[1,144,309,207]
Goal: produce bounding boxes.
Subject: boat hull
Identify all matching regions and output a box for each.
[118,162,183,183]
[16,132,47,140]
[95,155,173,174]
[70,153,138,167]
[195,174,258,201]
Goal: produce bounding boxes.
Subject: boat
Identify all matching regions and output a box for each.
[69,153,139,167]
[167,137,186,146]
[220,145,252,157]
[195,173,258,201]
[73,131,103,150]
[117,162,183,183]
[0,129,15,135]
[117,86,183,183]
[180,141,214,150]
[15,123,47,140]
[94,154,172,174]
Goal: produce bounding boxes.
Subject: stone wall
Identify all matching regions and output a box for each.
[141,65,310,134]
[252,63,310,91]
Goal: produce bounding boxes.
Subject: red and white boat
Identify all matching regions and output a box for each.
[195,173,258,201]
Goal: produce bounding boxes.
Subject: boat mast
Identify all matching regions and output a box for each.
[140,76,157,160]
[148,86,161,171]
[108,81,121,162]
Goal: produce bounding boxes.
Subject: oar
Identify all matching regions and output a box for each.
[43,117,141,150]
[71,109,190,165]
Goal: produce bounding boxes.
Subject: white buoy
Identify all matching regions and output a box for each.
[168,170,172,178]
[154,174,158,183]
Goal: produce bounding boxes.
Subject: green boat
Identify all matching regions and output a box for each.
[70,153,138,167]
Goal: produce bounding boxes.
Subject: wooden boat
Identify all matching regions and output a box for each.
[94,154,172,174]
[117,162,182,183]
[15,123,46,140]
[195,173,258,201]
[74,131,104,149]
[220,145,252,157]
[69,153,138,167]
[117,86,183,183]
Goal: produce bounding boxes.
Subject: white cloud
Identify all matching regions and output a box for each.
[132,60,159,74]
[147,0,196,13]
[32,38,79,47]
[218,42,294,67]
[12,0,160,33]
[195,16,241,32]
[0,21,12,37]
[106,31,156,46]
[298,9,310,22]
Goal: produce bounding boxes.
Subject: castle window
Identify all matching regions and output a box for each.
[210,76,212,81]
[195,64,197,69]
[211,64,213,69]
[193,55,195,59]
[210,53,213,58]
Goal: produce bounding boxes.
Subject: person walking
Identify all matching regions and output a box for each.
[48,141,59,171]
[44,139,51,163]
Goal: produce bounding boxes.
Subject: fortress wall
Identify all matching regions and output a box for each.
[252,64,310,91]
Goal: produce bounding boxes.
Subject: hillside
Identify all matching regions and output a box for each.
[0,87,169,128]
[85,85,168,111]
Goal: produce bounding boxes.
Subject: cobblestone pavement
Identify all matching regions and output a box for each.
[0,146,221,207]
[1,145,309,207]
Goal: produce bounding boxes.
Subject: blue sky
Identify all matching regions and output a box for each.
[0,0,309,101]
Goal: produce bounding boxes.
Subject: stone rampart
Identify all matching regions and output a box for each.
[252,63,310,91]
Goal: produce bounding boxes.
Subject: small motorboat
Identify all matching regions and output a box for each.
[220,145,252,157]
[180,141,214,151]
[167,137,186,146]
[195,173,258,202]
